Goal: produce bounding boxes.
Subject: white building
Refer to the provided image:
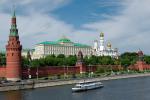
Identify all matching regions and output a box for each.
[93,32,119,58]
[32,36,92,59]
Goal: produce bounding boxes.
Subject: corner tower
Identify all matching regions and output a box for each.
[6,9,22,81]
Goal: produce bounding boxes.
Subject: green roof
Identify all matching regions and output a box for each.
[38,40,91,48]
[58,38,72,43]
[39,41,60,45]
[74,43,90,47]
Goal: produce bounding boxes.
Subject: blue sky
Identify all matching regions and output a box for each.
[53,0,124,28]
[0,0,150,54]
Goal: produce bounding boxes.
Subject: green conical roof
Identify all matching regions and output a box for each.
[10,9,18,36]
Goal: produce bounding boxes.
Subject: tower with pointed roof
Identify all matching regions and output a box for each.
[100,32,104,51]
[6,9,22,81]
[76,51,86,73]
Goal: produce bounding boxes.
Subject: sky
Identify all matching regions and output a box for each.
[0,0,150,54]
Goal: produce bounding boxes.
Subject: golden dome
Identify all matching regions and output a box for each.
[100,32,104,37]
[107,42,111,48]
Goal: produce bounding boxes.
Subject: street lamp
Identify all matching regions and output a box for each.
[67,65,69,79]
[63,65,66,79]
[27,50,32,79]
[88,64,91,78]
[36,66,39,80]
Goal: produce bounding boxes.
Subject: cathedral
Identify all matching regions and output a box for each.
[93,32,119,58]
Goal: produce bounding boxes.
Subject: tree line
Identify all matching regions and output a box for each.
[1,52,150,68]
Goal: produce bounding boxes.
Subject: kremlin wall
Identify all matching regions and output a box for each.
[0,11,150,81]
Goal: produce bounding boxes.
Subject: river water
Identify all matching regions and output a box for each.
[0,76,150,100]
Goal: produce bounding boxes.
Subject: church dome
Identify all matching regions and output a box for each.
[100,32,104,37]
[58,36,72,43]
[107,42,111,48]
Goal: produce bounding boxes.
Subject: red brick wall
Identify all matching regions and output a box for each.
[0,66,6,78]
[128,61,150,71]
[0,65,123,79]
[22,66,81,79]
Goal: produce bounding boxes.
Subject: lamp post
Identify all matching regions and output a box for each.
[63,65,66,79]
[67,65,68,78]
[27,50,32,79]
[36,66,39,80]
[89,64,91,78]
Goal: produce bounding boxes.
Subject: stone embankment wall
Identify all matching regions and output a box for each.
[1,73,150,92]
[0,82,34,91]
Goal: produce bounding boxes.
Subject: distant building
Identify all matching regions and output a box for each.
[93,32,119,58]
[22,49,34,58]
[32,36,92,59]
[128,50,150,71]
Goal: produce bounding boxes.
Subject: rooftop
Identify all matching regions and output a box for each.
[38,37,91,48]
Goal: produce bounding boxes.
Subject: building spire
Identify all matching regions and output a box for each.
[10,6,18,37]
[12,4,15,16]
[12,4,16,18]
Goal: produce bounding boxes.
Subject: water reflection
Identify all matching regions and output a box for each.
[5,91,22,100]
[1,77,150,100]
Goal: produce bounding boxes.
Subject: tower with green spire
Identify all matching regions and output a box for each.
[10,9,18,36]
[6,9,22,81]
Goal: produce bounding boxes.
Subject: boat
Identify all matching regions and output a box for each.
[72,81,104,92]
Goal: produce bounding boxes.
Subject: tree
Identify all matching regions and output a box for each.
[30,59,40,67]
[66,55,77,66]
[57,54,65,58]
[120,52,138,67]
[88,55,98,65]
[0,53,6,66]
[100,56,114,65]
[144,55,150,64]
[83,56,89,65]
[22,57,30,68]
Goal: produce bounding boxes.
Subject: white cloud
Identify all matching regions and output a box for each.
[0,0,71,13]
[1,0,150,55]
[0,0,74,50]
[81,0,150,54]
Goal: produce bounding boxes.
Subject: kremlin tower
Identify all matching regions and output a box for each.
[76,51,86,73]
[6,9,22,81]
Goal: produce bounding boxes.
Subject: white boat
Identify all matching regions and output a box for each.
[72,81,104,92]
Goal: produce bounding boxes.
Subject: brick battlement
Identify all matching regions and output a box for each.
[128,61,150,71]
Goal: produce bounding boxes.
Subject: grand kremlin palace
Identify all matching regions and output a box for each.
[31,37,92,59]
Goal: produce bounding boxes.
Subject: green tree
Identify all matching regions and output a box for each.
[83,56,89,65]
[101,56,114,65]
[0,53,6,66]
[88,55,98,65]
[66,55,77,66]
[22,57,30,68]
[120,52,138,67]
[144,55,150,64]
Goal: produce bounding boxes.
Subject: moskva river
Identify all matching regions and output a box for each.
[1,76,150,100]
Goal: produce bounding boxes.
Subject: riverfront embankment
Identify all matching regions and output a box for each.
[1,73,150,92]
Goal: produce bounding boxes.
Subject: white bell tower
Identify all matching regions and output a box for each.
[100,32,104,51]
